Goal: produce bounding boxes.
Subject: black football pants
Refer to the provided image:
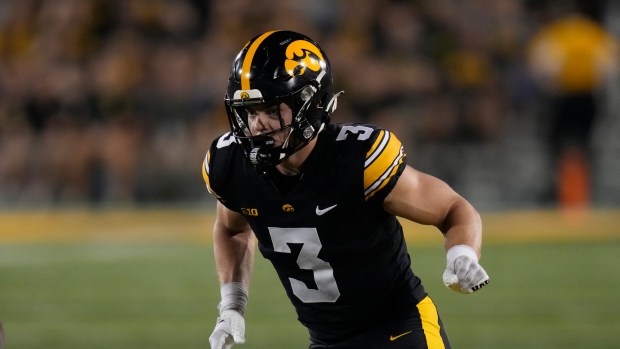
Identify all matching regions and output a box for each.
[308,296,451,349]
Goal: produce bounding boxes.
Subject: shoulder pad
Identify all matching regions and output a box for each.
[363,128,407,202]
[201,132,237,200]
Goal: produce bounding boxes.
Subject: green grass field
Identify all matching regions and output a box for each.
[0,208,619,348]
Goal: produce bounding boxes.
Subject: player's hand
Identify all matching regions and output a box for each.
[442,245,489,294]
[209,309,245,349]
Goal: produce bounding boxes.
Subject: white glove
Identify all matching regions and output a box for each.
[209,309,245,349]
[442,245,489,294]
[209,283,248,349]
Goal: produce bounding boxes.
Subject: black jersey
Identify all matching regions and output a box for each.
[202,123,427,342]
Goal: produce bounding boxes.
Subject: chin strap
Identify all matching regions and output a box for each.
[248,135,277,166]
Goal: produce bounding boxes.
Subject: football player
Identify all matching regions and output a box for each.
[204,30,489,349]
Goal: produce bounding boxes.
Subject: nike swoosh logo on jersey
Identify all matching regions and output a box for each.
[389,330,412,341]
[315,204,337,216]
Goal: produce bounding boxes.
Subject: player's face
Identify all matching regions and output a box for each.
[246,103,293,147]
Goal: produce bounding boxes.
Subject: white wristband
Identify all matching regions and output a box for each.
[446,244,478,263]
[218,282,248,315]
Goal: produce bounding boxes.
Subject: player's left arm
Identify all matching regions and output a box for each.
[383,165,489,293]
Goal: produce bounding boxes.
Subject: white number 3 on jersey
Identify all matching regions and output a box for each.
[269,227,340,303]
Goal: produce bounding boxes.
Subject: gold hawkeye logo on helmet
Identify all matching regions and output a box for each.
[240,91,250,100]
[284,40,324,77]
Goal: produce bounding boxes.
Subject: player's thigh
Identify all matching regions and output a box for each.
[309,296,451,349]
[370,296,451,349]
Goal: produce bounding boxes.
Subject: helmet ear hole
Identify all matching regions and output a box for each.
[300,85,317,102]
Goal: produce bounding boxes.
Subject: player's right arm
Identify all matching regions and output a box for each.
[202,133,256,288]
[209,202,256,349]
[213,201,256,288]
[203,134,257,348]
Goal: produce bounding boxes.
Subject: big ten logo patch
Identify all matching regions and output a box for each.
[241,208,259,217]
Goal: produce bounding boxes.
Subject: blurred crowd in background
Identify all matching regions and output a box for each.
[0,0,618,209]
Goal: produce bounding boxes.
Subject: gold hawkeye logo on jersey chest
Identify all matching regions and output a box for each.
[241,208,259,216]
[281,204,295,213]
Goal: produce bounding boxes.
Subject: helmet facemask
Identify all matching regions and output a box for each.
[225,83,328,167]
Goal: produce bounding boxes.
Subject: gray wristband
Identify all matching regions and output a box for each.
[218,282,248,315]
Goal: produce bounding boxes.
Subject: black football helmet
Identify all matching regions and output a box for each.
[224,30,341,167]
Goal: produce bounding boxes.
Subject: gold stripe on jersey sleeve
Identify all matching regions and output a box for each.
[202,151,216,196]
[364,130,405,200]
[241,30,278,90]
[365,130,386,161]
[417,296,447,349]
